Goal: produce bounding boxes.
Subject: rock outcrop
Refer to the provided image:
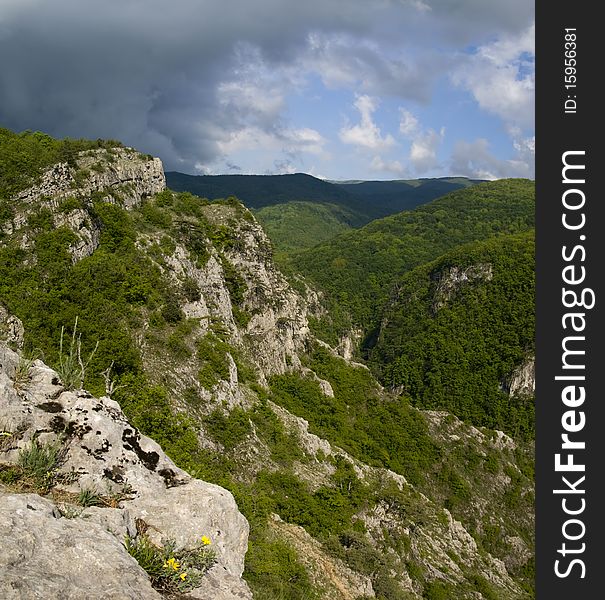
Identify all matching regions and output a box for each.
[432,263,493,311]
[13,148,165,209]
[0,491,162,600]
[202,204,317,377]
[0,341,252,600]
[3,147,165,261]
[0,306,24,350]
[505,356,535,397]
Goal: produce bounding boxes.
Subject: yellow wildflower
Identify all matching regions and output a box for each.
[201,535,211,546]
[180,572,188,581]
[164,557,180,571]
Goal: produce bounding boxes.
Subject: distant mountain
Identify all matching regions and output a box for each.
[166,171,355,209]
[166,171,481,222]
[165,171,484,254]
[333,177,483,219]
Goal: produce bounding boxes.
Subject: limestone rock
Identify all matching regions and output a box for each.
[0,342,252,600]
[201,204,313,376]
[14,148,165,210]
[505,356,535,397]
[4,148,165,259]
[336,328,363,361]
[432,263,493,311]
[0,491,161,600]
[0,307,24,350]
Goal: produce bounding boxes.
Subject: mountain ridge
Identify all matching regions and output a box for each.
[165,170,482,222]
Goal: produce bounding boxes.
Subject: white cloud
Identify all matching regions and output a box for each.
[305,32,452,103]
[370,155,409,177]
[399,108,420,136]
[217,125,326,156]
[410,127,444,172]
[340,95,396,151]
[397,107,444,173]
[451,23,534,129]
[218,81,286,126]
[450,136,534,180]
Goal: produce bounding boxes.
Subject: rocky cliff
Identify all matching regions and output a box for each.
[13,147,164,209]
[0,333,252,599]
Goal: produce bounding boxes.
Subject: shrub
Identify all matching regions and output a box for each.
[18,438,60,489]
[13,352,38,391]
[141,202,172,228]
[56,317,98,390]
[182,277,200,302]
[77,487,103,507]
[154,190,174,207]
[203,408,251,450]
[161,297,183,324]
[58,197,83,213]
[125,533,216,593]
[197,333,231,388]
[423,580,453,600]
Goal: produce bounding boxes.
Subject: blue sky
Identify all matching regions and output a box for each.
[0,0,534,180]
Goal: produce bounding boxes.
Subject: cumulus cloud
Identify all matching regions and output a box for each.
[450,136,534,180]
[214,125,327,170]
[305,33,446,103]
[370,155,409,177]
[397,108,444,174]
[399,108,420,137]
[451,23,535,129]
[340,95,396,151]
[409,128,444,173]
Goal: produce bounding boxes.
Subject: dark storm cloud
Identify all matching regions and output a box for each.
[0,0,533,171]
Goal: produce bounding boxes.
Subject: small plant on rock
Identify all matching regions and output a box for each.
[56,317,98,390]
[125,533,216,593]
[17,438,61,491]
[77,487,103,507]
[13,352,39,391]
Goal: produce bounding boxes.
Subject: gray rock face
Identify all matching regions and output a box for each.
[0,307,24,349]
[506,356,535,396]
[432,263,493,311]
[4,148,165,262]
[0,341,252,600]
[14,148,165,210]
[140,203,323,410]
[199,204,317,378]
[0,491,161,600]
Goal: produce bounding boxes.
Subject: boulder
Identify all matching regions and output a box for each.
[0,342,252,599]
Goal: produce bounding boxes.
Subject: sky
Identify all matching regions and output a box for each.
[0,0,534,181]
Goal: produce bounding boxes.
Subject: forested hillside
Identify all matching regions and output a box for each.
[293,179,535,341]
[335,177,481,218]
[369,232,535,439]
[254,201,365,255]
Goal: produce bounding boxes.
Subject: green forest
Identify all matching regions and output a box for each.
[370,232,535,439]
[292,179,535,335]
